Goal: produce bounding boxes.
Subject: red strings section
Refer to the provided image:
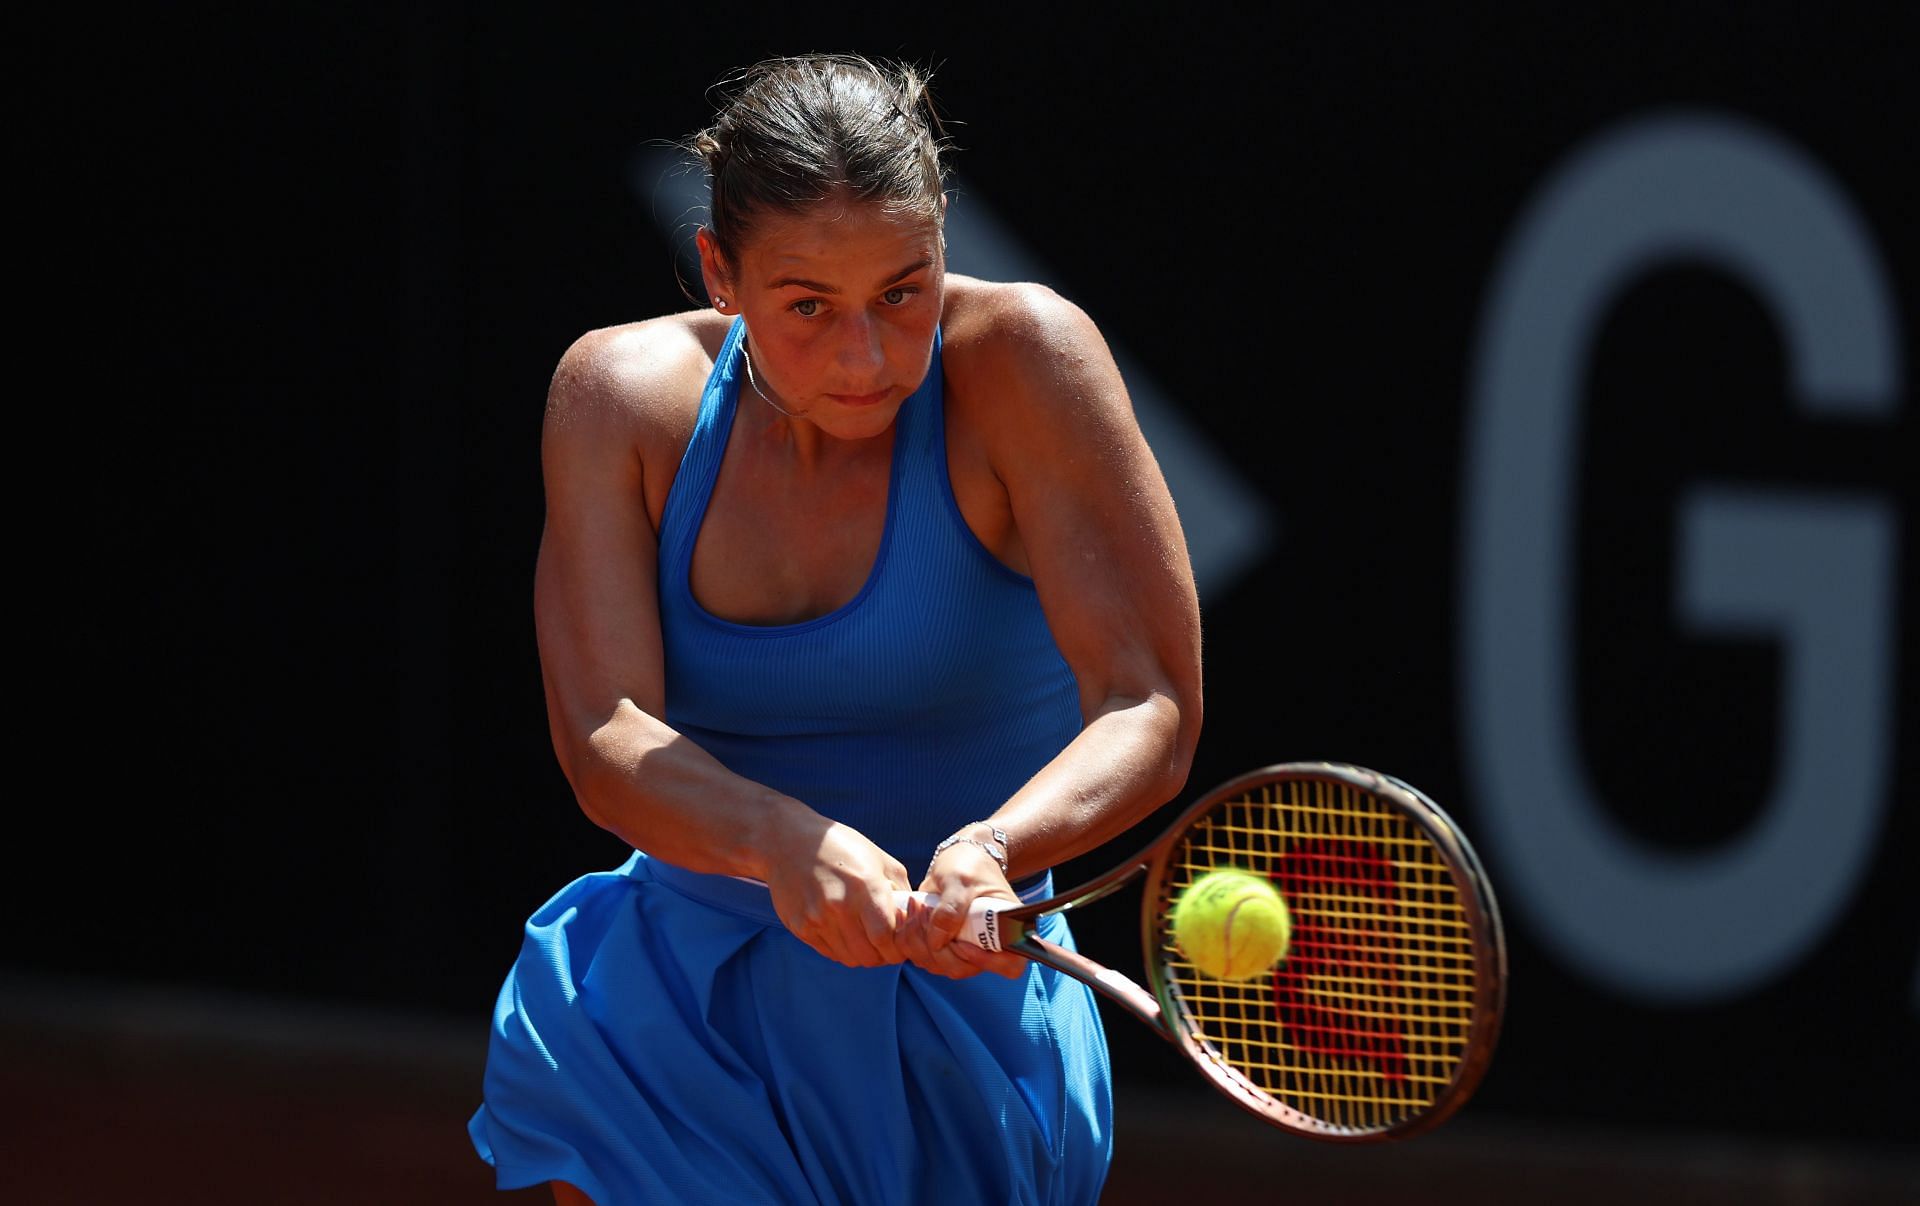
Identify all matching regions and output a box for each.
[1271,839,1410,1081]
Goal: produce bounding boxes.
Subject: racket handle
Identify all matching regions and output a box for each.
[732,877,1010,950]
[892,891,1007,952]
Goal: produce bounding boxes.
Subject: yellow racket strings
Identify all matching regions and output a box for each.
[1159,779,1477,1132]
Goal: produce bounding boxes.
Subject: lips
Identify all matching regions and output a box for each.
[827,389,892,408]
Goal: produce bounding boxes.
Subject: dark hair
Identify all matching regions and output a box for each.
[687,54,949,269]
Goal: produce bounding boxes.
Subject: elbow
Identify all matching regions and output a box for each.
[552,716,625,834]
[1150,687,1202,803]
[1091,678,1200,807]
[559,738,612,831]
[571,767,616,833]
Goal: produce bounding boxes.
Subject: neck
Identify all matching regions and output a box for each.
[740,337,800,419]
[738,332,837,466]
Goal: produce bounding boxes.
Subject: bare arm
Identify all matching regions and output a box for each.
[532,321,912,967]
[910,285,1204,970]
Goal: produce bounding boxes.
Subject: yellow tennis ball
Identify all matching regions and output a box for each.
[1172,869,1292,981]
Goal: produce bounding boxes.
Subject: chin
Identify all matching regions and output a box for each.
[826,399,906,440]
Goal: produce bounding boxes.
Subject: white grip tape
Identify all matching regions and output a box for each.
[894,891,1005,952]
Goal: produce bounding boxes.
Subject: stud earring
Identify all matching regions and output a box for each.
[713,296,728,310]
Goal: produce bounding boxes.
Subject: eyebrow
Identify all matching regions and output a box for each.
[766,258,934,293]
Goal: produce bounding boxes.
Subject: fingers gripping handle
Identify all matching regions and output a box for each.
[727,877,1010,949]
[896,891,1006,952]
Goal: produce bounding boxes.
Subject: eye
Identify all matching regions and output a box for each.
[792,298,821,317]
[881,287,914,306]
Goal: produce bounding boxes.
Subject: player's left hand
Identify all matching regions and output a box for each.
[899,844,1027,980]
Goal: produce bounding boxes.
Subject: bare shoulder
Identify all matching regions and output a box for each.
[541,311,733,513]
[540,310,732,526]
[941,276,1106,374]
[545,310,728,442]
[940,275,1132,437]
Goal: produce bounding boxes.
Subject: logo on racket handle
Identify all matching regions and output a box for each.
[897,891,1007,952]
[973,900,1002,952]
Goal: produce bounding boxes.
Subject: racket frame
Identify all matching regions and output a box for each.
[981,761,1507,1142]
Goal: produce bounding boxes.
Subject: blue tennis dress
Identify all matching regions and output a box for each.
[468,319,1113,1205]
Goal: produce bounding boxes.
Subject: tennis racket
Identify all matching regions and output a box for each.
[910,761,1507,1142]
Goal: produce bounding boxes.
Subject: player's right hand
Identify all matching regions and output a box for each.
[763,821,913,969]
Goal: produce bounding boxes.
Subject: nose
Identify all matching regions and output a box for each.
[837,310,885,380]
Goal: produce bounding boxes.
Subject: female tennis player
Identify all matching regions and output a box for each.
[468,53,1203,1205]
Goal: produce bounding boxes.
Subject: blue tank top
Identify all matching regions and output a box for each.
[657,318,1082,876]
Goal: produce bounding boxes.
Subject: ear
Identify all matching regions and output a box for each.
[695,227,733,311]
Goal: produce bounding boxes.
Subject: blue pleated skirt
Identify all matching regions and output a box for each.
[468,852,1113,1205]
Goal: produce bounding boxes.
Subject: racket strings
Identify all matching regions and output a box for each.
[1157,778,1478,1134]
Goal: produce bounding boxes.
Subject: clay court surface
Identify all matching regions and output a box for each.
[3,979,1910,1205]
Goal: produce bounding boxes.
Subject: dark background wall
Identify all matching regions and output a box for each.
[15,3,1916,1200]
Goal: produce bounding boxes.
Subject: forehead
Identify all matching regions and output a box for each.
[737,199,943,284]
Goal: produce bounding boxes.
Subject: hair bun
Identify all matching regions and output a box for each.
[682,54,950,267]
